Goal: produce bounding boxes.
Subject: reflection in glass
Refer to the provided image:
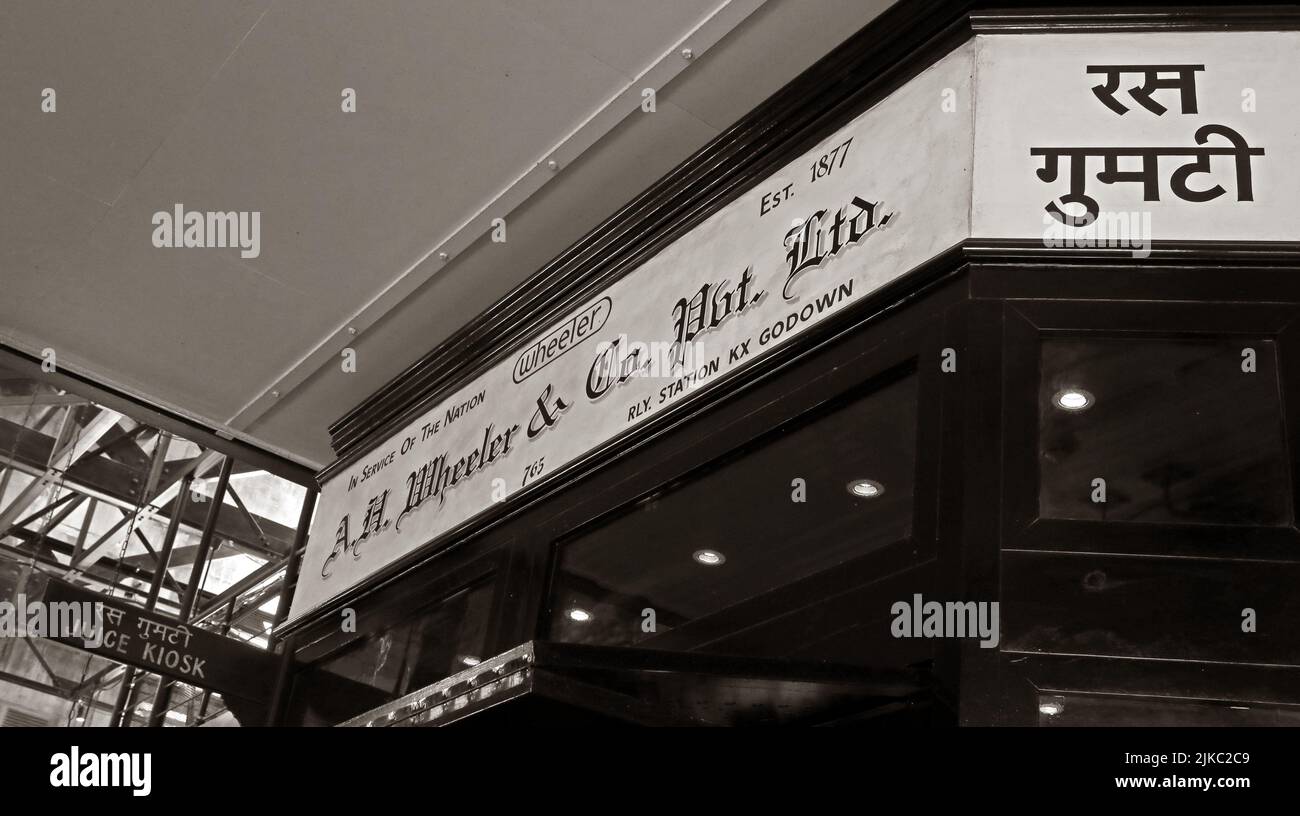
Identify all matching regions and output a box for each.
[1039,337,1290,526]
[294,580,494,724]
[549,372,918,648]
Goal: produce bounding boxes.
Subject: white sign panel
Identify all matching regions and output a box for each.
[285,44,976,622]
[973,32,1300,243]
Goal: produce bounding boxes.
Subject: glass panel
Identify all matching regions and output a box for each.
[1039,337,1290,526]
[293,580,494,724]
[0,355,317,725]
[182,466,309,647]
[1039,692,1300,726]
[549,372,918,648]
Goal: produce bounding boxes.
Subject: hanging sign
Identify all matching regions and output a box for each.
[38,576,278,703]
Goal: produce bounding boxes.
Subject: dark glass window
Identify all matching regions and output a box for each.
[1039,337,1290,526]
[291,580,493,724]
[548,371,918,648]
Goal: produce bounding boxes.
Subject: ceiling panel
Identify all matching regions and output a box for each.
[0,0,271,205]
[493,0,720,75]
[664,0,899,131]
[0,0,898,468]
[0,156,108,273]
[4,233,320,421]
[248,99,721,460]
[144,0,634,302]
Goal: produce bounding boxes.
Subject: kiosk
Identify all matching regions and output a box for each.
[272,2,1300,727]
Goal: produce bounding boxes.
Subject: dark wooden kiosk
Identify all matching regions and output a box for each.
[271,2,1300,727]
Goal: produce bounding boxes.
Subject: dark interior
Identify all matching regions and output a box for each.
[283,257,1300,727]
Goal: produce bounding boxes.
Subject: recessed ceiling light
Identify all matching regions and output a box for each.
[1053,388,1094,411]
[567,608,591,622]
[847,479,884,498]
[692,549,726,566]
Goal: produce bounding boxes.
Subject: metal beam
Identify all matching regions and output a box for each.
[0,393,87,408]
[0,536,163,607]
[114,435,179,730]
[69,449,222,574]
[35,493,87,537]
[149,456,233,726]
[110,669,139,727]
[269,488,316,649]
[133,528,185,598]
[0,668,69,699]
[30,405,64,434]
[180,456,232,619]
[144,474,191,610]
[69,663,125,700]
[52,408,122,472]
[0,345,321,477]
[0,435,290,561]
[77,424,148,466]
[0,491,78,538]
[225,483,271,552]
[191,555,283,624]
[0,452,148,516]
[224,579,282,631]
[0,408,120,530]
[122,538,244,571]
[20,639,66,689]
[70,497,96,563]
